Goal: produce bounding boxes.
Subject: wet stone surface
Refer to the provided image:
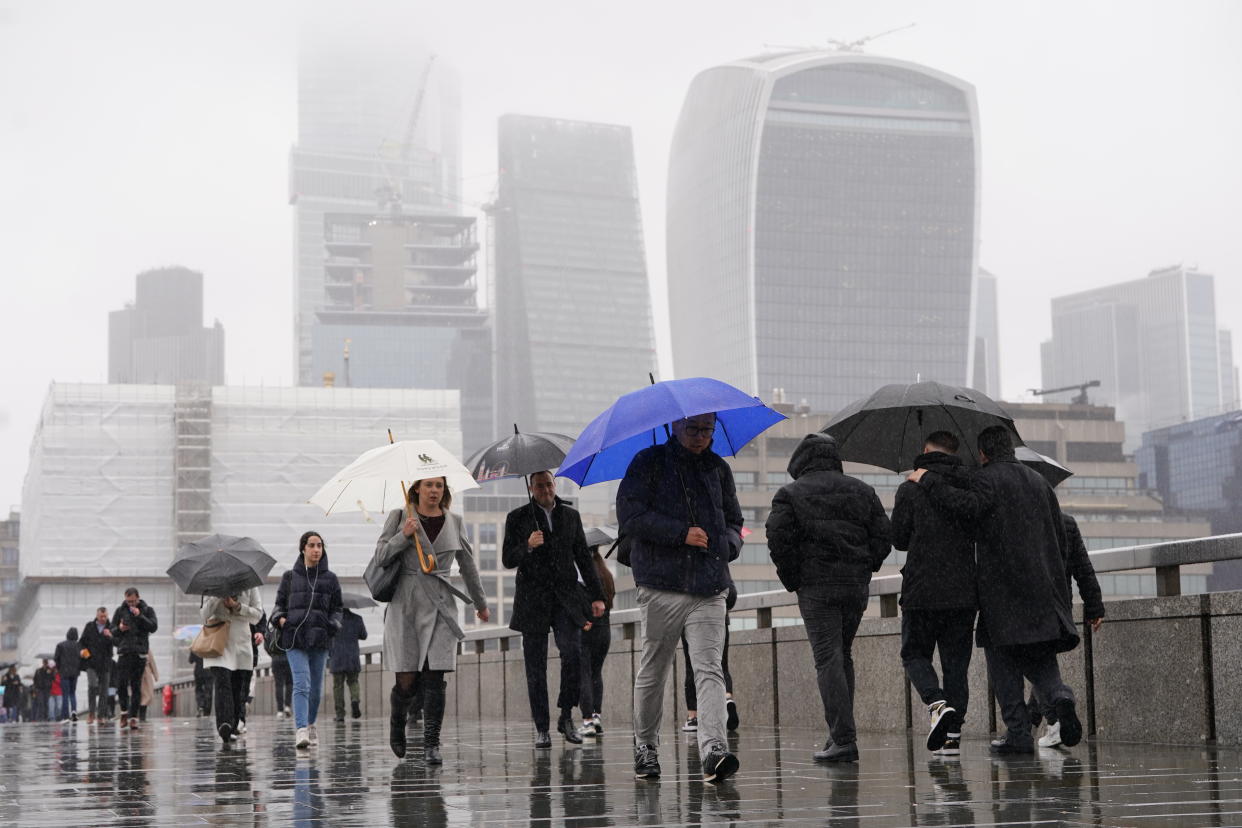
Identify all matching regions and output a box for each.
[1,715,1241,825]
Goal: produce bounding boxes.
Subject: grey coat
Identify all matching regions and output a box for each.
[375,508,489,673]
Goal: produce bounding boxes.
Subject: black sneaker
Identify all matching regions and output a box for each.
[926,700,956,751]
[217,722,232,744]
[814,741,858,763]
[935,737,961,757]
[1054,698,1082,747]
[634,744,661,779]
[702,746,739,783]
[726,699,740,731]
[681,717,698,732]
[989,737,1034,755]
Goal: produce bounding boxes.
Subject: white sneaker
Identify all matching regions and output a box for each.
[275,710,284,719]
[1038,720,1062,748]
[926,700,956,751]
[237,720,247,735]
[295,727,310,749]
[308,723,319,746]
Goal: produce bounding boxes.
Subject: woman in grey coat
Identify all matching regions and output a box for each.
[374,476,489,763]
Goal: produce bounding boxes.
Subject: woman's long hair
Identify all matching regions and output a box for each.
[410,477,452,512]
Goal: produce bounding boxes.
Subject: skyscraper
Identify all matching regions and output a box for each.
[108,266,225,385]
[666,52,980,412]
[972,268,1001,398]
[492,114,656,437]
[1041,265,1233,445]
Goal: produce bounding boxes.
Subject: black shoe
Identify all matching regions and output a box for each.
[814,741,858,763]
[351,701,361,720]
[217,722,232,744]
[989,737,1034,755]
[425,744,442,765]
[535,731,552,749]
[634,743,661,779]
[702,746,740,783]
[927,700,956,751]
[1054,698,1082,747]
[334,714,345,723]
[726,699,740,731]
[557,712,583,745]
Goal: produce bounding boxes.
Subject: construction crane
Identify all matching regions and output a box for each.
[1028,380,1101,406]
[765,23,916,55]
[378,54,437,214]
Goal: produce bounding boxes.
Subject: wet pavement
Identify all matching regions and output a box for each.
[1,715,1240,826]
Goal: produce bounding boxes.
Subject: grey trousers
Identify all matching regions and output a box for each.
[633,586,728,755]
[986,642,1074,745]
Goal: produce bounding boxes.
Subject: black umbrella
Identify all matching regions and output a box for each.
[584,525,619,549]
[823,381,1024,472]
[465,425,576,482]
[167,533,276,597]
[35,653,54,661]
[0,661,16,670]
[1015,446,1074,487]
[341,591,378,610]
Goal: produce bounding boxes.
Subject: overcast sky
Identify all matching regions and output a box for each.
[1,0,1239,509]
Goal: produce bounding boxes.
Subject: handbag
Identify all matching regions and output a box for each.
[190,619,230,659]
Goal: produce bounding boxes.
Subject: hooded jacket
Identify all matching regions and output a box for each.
[891,452,978,610]
[766,434,892,591]
[112,599,159,656]
[328,609,368,674]
[273,550,343,652]
[53,628,82,679]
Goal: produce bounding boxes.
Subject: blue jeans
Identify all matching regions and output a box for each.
[60,676,78,719]
[286,647,328,729]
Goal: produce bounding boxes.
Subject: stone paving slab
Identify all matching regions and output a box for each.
[0,716,1240,825]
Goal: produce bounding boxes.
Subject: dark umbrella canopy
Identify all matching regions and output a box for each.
[340,591,378,610]
[465,428,576,482]
[36,653,55,661]
[167,534,276,597]
[1015,446,1074,487]
[583,525,619,548]
[823,381,1024,472]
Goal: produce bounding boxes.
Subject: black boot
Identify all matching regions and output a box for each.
[351,700,361,719]
[389,686,411,759]
[423,675,446,765]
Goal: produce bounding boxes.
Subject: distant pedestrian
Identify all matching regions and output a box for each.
[33,660,54,721]
[189,652,213,717]
[504,471,606,748]
[201,587,264,744]
[80,607,115,723]
[908,425,1082,755]
[891,431,978,756]
[1,666,20,722]
[767,433,892,763]
[49,669,62,721]
[577,543,615,737]
[112,586,159,730]
[618,412,744,783]
[374,477,490,764]
[273,531,343,752]
[329,608,367,722]
[139,655,159,721]
[238,613,266,733]
[270,649,293,719]
[54,627,82,722]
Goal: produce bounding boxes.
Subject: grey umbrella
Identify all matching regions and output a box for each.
[1015,446,1074,487]
[167,534,276,597]
[341,591,378,610]
[823,381,1024,472]
[35,653,55,661]
[584,525,619,549]
[465,425,576,482]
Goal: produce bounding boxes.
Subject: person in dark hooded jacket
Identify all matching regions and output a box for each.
[766,433,891,763]
[53,627,82,721]
[909,425,1081,755]
[329,608,368,721]
[891,431,978,755]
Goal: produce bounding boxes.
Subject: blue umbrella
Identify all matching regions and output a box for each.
[557,377,787,486]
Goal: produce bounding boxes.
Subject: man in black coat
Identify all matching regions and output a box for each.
[909,425,1081,754]
[112,586,159,729]
[504,471,605,747]
[767,433,891,763]
[80,606,115,723]
[33,660,54,721]
[329,608,368,721]
[891,431,978,755]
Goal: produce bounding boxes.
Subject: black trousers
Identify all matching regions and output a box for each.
[521,606,582,732]
[272,658,293,712]
[210,667,250,733]
[682,619,732,710]
[194,673,214,714]
[578,618,610,716]
[116,654,146,719]
[986,641,1073,745]
[797,583,868,746]
[900,607,976,729]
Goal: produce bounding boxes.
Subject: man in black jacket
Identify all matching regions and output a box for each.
[891,431,978,756]
[909,425,1081,755]
[504,471,605,747]
[80,607,115,723]
[767,433,891,763]
[619,413,743,783]
[112,586,158,730]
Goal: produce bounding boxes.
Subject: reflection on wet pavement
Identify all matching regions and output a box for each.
[1,716,1240,825]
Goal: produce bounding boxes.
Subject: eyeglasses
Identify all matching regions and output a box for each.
[682,424,715,438]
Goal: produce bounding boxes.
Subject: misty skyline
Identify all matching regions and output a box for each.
[2,0,1240,509]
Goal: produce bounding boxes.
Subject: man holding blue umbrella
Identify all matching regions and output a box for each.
[620,412,744,784]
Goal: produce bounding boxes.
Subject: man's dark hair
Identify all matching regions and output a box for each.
[96,606,107,614]
[924,431,960,454]
[529,470,554,484]
[124,587,140,598]
[977,425,1015,460]
[299,531,325,554]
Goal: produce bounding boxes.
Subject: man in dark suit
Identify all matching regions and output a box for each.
[503,471,605,747]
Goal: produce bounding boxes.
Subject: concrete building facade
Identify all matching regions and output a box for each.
[108,266,224,386]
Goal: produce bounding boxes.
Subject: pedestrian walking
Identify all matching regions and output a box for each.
[504,471,606,747]
[54,627,82,722]
[1,666,20,722]
[112,587,159,730]
[680,581,740,735]
[618,413,744,784]
[201,586,264,743]
[138,654,159,721]
[908,425,1082,755]
[33,660,54,721]
[80,607,115,724]
[189,652,213,717]
[237,614,266,734]
[273,531,343,752]
[891,431,978,756]
[374,476,490,763]
[270,649,293,719]
[49,669,62,721]
[329,607,368,722]
[578,542,615,738]
[767,433,892,763]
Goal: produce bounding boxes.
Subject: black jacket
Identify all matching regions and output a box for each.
[112,600,159,656]
[891,452,977,610]
[273,551,343,652]
[33,666,54,696]
[504,497,605,635]
[328,609,368,674]
[53,629,81,679]
[766,434,892,591]
[79,619,115,671]
[920,456,1077,652]
[617,438,743,596]
[1063,515,1105,620]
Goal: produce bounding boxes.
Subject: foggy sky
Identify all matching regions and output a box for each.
[2,0,1240,510]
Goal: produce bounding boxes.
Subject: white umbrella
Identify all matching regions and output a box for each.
[309,439,480,516]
